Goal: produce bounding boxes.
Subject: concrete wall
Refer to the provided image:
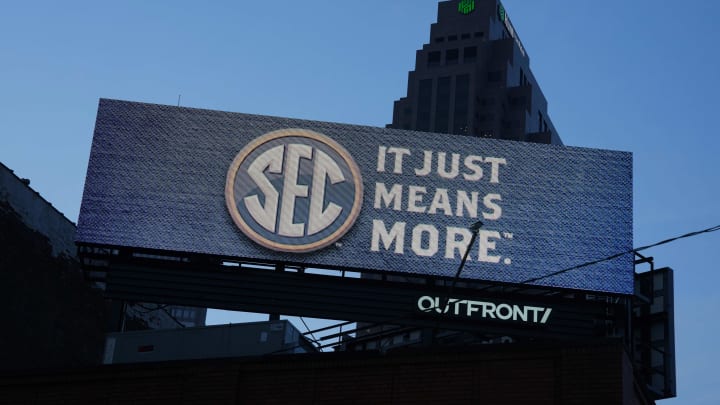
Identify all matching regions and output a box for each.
[104,320,314,364]
[0,162,76,258]
[0,193,105,371]
[0,342,654,404]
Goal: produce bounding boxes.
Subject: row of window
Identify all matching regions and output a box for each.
[434,32,484,43]
[416,74,470,135]
[538,111,549,133]
[353,330,423,351]
[487,70,503,83]
[170,308,196,320]
[519,68,530,87]
[476,113,495,122]
[427,46,478,66]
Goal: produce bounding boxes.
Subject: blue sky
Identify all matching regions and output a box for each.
[1,1,718,402]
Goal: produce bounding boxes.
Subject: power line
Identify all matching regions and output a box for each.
[161,307,187,328]
[129,303,187,328]
[298,224,720,350]
[299,317,320,348]
[135,303,168,313]
[519,224,720,286]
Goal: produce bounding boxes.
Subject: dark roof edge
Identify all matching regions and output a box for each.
[0,161,77,227]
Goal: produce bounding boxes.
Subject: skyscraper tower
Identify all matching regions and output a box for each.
[389,0,562,145]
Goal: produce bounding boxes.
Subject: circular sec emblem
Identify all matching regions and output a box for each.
[225,129,363,253]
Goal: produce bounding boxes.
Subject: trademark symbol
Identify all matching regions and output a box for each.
[503,232,513,240]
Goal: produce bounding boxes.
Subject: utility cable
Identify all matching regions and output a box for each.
[442,221,483,309]
[518,224,720,287]
[299,316,320,348]
[135,303,168,313]
[161,307,187,328]
[270,223,720,354]
[127,302,186,328]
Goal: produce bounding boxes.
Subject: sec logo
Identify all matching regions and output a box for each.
[225,129,363,253]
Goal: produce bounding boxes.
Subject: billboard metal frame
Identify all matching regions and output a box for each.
[80,243,630,341]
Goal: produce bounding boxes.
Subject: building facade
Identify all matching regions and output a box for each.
[167,305,207,328]
[389,0,562,145]
[1,343,655,404]
[0,162,206,371]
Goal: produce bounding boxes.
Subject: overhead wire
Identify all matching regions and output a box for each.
[132,303,186,327]
[298,316,320,348]
[286,223,720,352]
[518,224,720,286]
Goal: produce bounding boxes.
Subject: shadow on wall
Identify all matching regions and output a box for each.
[0,200,105,371]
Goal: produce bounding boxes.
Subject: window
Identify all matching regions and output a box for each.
[463,46,477,63]
[520,69,530,86]
[416,79,433,131]
[538,111,543,132]
[434,36,445,43]
[434,77,451,133]
[427,51,441,66]
[453,74,470,135]
[510,96,526,108]
[461,33,470,40]
[488,71,502,82]
[448,35,458,41]
[474,31,484,38]
[446,49,459,64]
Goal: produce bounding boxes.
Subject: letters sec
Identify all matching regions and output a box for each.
[226,129,363,253]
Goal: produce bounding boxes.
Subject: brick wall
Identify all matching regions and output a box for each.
[0,342,653,404]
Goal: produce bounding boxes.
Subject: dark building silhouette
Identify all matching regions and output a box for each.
[0,162,105,371]
[390,0,562,145]
[0,162,205,371]
[0,342,654,404]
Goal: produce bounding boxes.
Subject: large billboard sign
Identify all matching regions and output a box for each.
[77,99,633,294]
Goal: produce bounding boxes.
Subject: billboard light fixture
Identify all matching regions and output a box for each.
[441,220,484,313]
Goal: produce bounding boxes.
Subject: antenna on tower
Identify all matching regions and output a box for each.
[177,94,181,107]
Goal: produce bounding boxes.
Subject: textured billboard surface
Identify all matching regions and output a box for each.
[77,99,633,294]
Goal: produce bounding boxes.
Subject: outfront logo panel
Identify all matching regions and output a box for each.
[225,129,363,253]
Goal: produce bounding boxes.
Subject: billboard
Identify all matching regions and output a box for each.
[77,99,633,294]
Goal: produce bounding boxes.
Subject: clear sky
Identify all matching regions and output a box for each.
[1,1,718,402]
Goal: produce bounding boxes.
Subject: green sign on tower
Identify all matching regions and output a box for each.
[458,0,475,15]
[497,3,507,22]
